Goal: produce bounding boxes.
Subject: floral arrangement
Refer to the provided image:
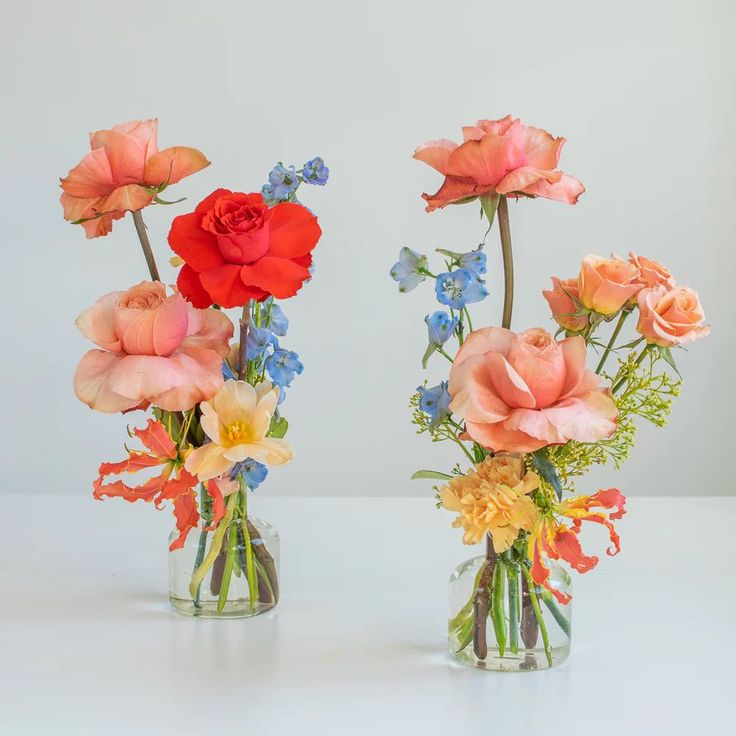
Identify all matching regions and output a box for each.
[393,115,709,669]
[62,119,329,616]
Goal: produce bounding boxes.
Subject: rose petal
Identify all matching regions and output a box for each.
[144,146,210,186]
[74,351,138,413]
[267,202,322,259]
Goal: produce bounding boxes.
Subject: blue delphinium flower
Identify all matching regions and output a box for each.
[266,349,304,387]
[263,298,289,336]
[390,247,428,293]
[247,326,278,360]
[261,183,277,205]
[221,360,237,381]
[459,245,487,277]
[302,157,329,185]
[425,310,459,347]
[230,458,269,490]
[435,269,488,309]
[417,382,451,429]
[262,163,300,204]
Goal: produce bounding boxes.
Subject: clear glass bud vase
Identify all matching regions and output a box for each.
[168,491,279,618]
[448,553,571,671]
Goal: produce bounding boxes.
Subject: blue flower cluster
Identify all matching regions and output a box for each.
[262,157,330,206]
[417,382,451,429]
[221,298,302,403]
[390,244,488,310]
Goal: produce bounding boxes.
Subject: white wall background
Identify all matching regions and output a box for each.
[1,0,733,497]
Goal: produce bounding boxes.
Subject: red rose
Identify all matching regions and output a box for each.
[168,189,322,307]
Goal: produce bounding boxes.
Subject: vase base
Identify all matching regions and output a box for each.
[169,596,276,619]
[450,644,569,672]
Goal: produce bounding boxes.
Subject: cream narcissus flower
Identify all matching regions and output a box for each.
[185,380,293,481]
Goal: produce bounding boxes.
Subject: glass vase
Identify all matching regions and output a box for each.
[448,553,571,671]
[168,490,279,618]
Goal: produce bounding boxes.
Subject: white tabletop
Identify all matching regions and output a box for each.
[1,495,734,735]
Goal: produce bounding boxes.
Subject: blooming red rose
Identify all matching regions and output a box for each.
[168,189,322,307]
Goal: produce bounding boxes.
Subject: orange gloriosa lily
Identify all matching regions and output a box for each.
[528,488,626,604]
[93,418,226,550]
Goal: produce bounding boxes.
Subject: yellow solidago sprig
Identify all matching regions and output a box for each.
[440,455,540,551]
[543,349,681,490]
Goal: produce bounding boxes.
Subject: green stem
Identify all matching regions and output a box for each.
[449,434,477,465]
[131,210,161,282]
[238,302,251,381]
[437,347,454,363]
[540,590,571,638]
[191,486,209,609]
[612,344,651,393]
[463,307,474,333]
[522,565,552,666]
[239,478,258,614]
[216,519,238,613]
[491,559,507,657]
[496,196,514,330]
[188,492,238,599]
[507,563,520,654]
[595,310,629,374]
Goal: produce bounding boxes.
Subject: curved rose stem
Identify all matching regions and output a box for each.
[497,196,514,331]
[238,302,252,381]
[595,310,629,374]
[131,210,161,282]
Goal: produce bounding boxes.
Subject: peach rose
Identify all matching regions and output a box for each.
[449,327,618,453]
[60,119,209,238]
[578,255,642,316]
[74,281,233,413]
[628,252,675,289]
[414,115,585,211]
[636,285,710,347]
[542,276,589,333]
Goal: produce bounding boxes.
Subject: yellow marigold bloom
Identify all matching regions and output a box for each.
[440,456,540,551]
[185,379,294,481]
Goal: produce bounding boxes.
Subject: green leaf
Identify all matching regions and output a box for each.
[411,470,454,481]
[421,344,437,369]
[619,337,645,349]
[479,193,501,227]
[268,417,289,439]
[531,451,562,500]
[657,346,681,377]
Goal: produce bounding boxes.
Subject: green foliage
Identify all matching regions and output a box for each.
[542,350,681,491]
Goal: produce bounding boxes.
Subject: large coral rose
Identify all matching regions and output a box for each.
[60,119,209,238]
[449,327,618,453]
[636,285,710,347]
[74,281,233,413]
[169,189,322,308]
[414,115,585,212]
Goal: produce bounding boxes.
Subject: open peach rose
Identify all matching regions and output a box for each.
[74,281,233,413]
[629,252,675,289]
[60,119,209,238]
[449,327,618,453]
[636,285,710,347]
[414,115,584,211]
[542,276,589,333]
[578,255,642,316]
